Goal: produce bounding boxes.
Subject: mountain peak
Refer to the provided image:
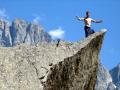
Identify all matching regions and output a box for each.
[13,18,28,26]
[110,63,120,88]
[95,64,116,90]
[0,19,52,46]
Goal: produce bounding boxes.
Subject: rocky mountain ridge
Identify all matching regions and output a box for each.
[110,64,120,90]
[0,19,51,46]
[95,63,120,90]
[95,64,116,90]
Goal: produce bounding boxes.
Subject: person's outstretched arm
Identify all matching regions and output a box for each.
[76,16,84,21]
[92,19,103,23]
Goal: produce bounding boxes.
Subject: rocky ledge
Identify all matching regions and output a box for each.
[0,30,106,90]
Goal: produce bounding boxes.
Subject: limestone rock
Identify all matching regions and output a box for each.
[0,30,106,90]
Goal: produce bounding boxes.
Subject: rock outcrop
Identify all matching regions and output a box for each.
[0,30,106,90]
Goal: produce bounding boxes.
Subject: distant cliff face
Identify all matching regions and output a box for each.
[0,19,52,46]
[110,64,120,90]
[95,64,116,90]
[0,20,12,46]
[95,63,120,90]
[0,30,106,90]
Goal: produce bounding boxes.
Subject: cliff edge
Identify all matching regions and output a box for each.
[0,30,106,90]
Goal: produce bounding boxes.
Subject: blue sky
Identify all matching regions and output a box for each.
[0,0,120,69]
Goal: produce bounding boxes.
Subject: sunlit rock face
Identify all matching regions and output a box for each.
[95,64,116,90]
[0,19,52,46]
[0,30,106,90]
[0,19,12,46]
[110,64,120,90]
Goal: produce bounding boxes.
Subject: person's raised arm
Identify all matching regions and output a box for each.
[76,16,84,21]
[91,19,103,23]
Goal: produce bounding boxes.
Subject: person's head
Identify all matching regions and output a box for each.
[86,11,90,17]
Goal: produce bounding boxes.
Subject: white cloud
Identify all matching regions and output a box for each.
[0,8,9,20]
[49,27,65,39]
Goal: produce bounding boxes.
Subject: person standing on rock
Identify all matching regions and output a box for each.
[76,11,103,37]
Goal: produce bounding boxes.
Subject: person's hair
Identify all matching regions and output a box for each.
[86,10,90,18]
[86,11,90,15]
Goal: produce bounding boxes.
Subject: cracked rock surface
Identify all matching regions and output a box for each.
[0,30,106,90]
